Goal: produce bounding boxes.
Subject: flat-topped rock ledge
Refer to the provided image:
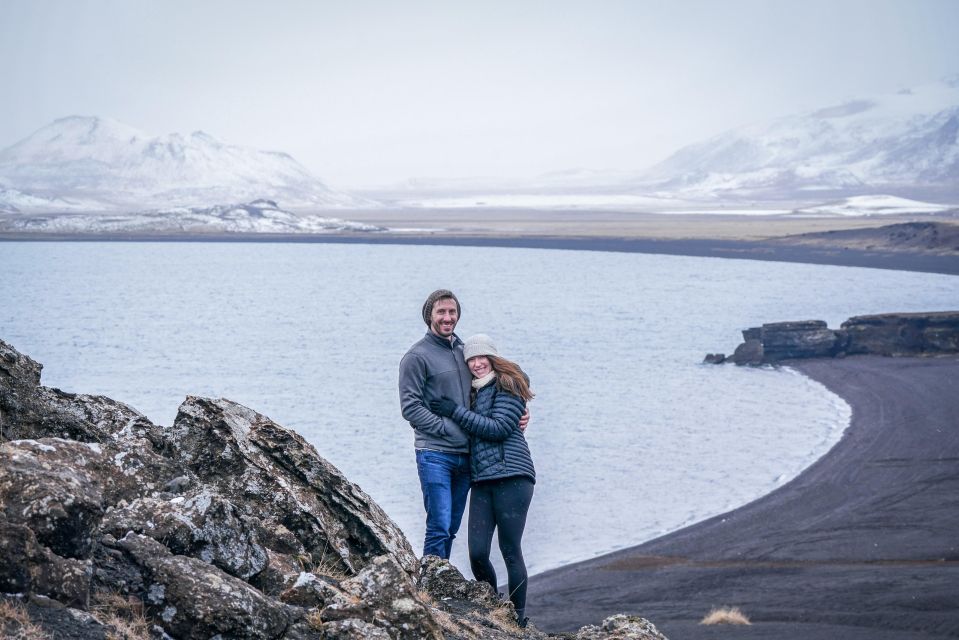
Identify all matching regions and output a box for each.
[705,311,959,365]
[0,338,666,640]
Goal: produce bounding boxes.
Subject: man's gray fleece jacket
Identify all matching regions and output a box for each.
[399,332,473,453]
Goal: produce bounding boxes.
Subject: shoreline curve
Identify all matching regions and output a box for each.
[1,232,958,276]
[525,354,959,639]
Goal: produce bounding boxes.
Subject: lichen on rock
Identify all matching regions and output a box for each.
[0,338,668,639]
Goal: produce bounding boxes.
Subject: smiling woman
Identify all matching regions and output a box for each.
[429,331,537,626]
[0,241,957,581]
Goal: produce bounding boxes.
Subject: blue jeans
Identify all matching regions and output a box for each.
[416,449,471,559]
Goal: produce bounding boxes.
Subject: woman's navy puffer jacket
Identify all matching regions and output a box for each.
[450,381,535,484]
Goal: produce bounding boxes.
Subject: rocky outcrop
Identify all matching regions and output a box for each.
[707,311,959,365]
[0,338,667,639]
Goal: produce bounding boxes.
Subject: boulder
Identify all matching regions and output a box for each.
[574,614,668,640]
[1,438,106,558]
[758,321,842,361]
[0,521,92,608]
[100,492,269,580]
[730,339,764,366]
[111,532,295,639]
[0,340,169,452]
[320,555,444,639]
[169,396,419,578]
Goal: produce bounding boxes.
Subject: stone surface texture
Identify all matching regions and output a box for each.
[0,338,665,639]
[718,311,959,365]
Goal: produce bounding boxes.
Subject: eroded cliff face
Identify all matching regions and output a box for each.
[705,311,959,366]
[0,339,666,640]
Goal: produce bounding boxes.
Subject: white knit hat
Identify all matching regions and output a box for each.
[463,334,498,361]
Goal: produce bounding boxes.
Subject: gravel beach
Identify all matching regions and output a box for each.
[525,355,959,640]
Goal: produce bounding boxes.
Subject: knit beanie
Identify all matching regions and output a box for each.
[463,334,498,361]
[422,289,461,326]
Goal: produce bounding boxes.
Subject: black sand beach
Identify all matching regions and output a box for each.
[3,232,958,276]
[526,355,959,639]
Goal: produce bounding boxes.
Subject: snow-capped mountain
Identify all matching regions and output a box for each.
[0,116,367,212]
[638,76,959,200]
[0,199,385,234]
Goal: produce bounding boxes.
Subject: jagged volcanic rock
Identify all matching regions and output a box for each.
[0,338,667,639]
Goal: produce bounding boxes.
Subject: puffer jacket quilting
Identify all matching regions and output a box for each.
[451,382,535,484]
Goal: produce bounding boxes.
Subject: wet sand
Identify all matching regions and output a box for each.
[525,355,959,639]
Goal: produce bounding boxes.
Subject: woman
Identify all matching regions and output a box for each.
[429,333,535,628]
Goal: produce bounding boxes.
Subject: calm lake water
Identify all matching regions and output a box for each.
[2,241,957,577]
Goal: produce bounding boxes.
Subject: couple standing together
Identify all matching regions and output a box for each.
[399,289,536,627]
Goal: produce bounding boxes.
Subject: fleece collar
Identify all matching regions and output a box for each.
[425,331,462,350]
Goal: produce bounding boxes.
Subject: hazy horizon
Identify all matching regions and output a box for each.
[2,0,958,189]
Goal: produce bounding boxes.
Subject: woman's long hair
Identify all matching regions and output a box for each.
[487,355,535,402]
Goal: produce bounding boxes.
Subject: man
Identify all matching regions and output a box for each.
[399,289,528,559]
[399,289,472,559]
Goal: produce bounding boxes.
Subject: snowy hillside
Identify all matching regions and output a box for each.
[638,76,959,200]
[0,199,385,234]
[0,116,367,212]
[792,195,957,217]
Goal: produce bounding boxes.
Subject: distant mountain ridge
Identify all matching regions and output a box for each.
[637,76,959,200]
[0,116,365,212]
[382,77,959,205]
[0,199,385,234]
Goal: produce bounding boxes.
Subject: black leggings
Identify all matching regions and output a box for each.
[468,476,534,619]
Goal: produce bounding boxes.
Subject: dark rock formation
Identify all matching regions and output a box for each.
[0,338,667,639]
[842,312,959,356]
[712,311,959,365]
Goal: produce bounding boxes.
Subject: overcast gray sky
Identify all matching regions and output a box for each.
[2,0,957,188]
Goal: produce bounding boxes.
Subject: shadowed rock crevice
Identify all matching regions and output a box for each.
[0,338,666,639]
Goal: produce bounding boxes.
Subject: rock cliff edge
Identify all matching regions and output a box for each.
[0,339,665,640]
[705,311,959,366]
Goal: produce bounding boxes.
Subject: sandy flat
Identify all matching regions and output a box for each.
[320,208,957,240]
[4,211,958,275]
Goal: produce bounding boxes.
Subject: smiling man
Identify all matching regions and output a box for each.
[399,289,473,559]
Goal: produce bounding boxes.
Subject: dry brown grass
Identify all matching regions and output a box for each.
[305,608,325,630]
[0,600,50,640]
[297,543,350,581]
[700,606,752,625]
[488,604,521,629]
[91,593,150,640]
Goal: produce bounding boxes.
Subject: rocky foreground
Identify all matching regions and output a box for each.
[0,338,665,640]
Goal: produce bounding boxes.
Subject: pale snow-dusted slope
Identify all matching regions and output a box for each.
[638,76,959,200]
[0,187,102,214]
[0,116,368,212]
[0,199,385,234]
[793,195,957,217]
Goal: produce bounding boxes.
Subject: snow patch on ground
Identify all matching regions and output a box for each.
[794,195,957,216]
[0,199,386,234]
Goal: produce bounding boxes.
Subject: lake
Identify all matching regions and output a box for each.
[2,241,957,577]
